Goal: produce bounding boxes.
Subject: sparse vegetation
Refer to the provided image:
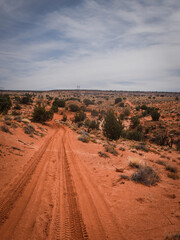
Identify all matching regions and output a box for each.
[151,109,160,121]
[104,144,118,156]
[69,104,80,112]
[32,106,54,123]
[74,111,86,122]
[1,125,12,134]
[164,234,180,240]
[131,165,160,186]
[98,151,109,158]
[103,110,123,140]
[166,165,177,173]
[0,94,12,114]
[115,97,122,104]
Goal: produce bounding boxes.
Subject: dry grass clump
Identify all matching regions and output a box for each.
[1,125,12,134]
[164,233,180,240]
[156,160,166,166]
[131,165,160,186]
[167,173,179,180]
[24,124,35,135]
[134,143,149,152]
[98,151,109,158]
[78,134,90,143]
[166,165,177,173]
[104,144,118,156]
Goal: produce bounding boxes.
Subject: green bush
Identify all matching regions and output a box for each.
[51,104,58,113]
[122,129,144,141]
[119,102,124,107]
[115,97,122,104]
[85,118,99,130]
[62,114,67,122]
[151,110,160,121]
[124,108,130,117]
[14,104,21,110]
[69,104,80,112]
[32,106,54,123]
[74,111,86,122]
[53,98,65,108]
[91,109,98,116]
[130,116,140,129]
[20,94,33,105]
[103,110,123,140]
[0,94,12,114]
[83,99,94,106]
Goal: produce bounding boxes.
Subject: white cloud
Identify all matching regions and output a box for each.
[0,0,180,91]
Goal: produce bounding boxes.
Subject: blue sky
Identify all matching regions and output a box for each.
[0,0,180,91]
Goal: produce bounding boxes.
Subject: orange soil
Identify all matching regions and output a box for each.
[0,121,180,240]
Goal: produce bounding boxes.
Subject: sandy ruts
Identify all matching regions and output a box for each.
[0,126,124,240]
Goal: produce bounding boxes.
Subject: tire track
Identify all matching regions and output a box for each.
[64,128,126,240]
[52,127,88,240]
[0,131,54,226]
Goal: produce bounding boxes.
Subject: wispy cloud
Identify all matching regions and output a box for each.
[0,0,180,91]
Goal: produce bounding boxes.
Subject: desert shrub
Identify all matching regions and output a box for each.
[32,106,54,123]
[120,175,130,180]
[124,108,130,117]
[137,124,143,132]
[150,132,172,147]
[66,97,80,102]
[1,125,12,134]
[164,234,180,240]
[98,151,109,158]
[103,110,123,140]
[78,134,90,143]
[5,120,11,126]
[115,97,122,104]
[51,104,58,113]
[130,116,140,129]
[83,99,94,106]
[0,94,12,114]
[175,139,180,151]
[91,109,98,116]
[167,173,179,180]
[53,98,65,108]
[62,114,67,122]
[119,113,125,120]
[104,144,118,156]
[14,115,22,122]
[166,165,177,173]
[136,106,140,111]
[89,120,99,130]
[119,102,124,107]
[156,160,166,166]
[69,104,80,112]
[131,165,160,186]
[20,94,33,105]
[12,110,20,116]
[74,111,86,122]
[14,96,21,103]
[134,143,148,152]
[122,129,144,141]
[151,110,160,121]
[14,104,21,110]
[141,104,148,110]
[80,105,86,111]
[24,124,35,135]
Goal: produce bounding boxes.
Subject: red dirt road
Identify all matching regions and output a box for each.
[0,125,125,240]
